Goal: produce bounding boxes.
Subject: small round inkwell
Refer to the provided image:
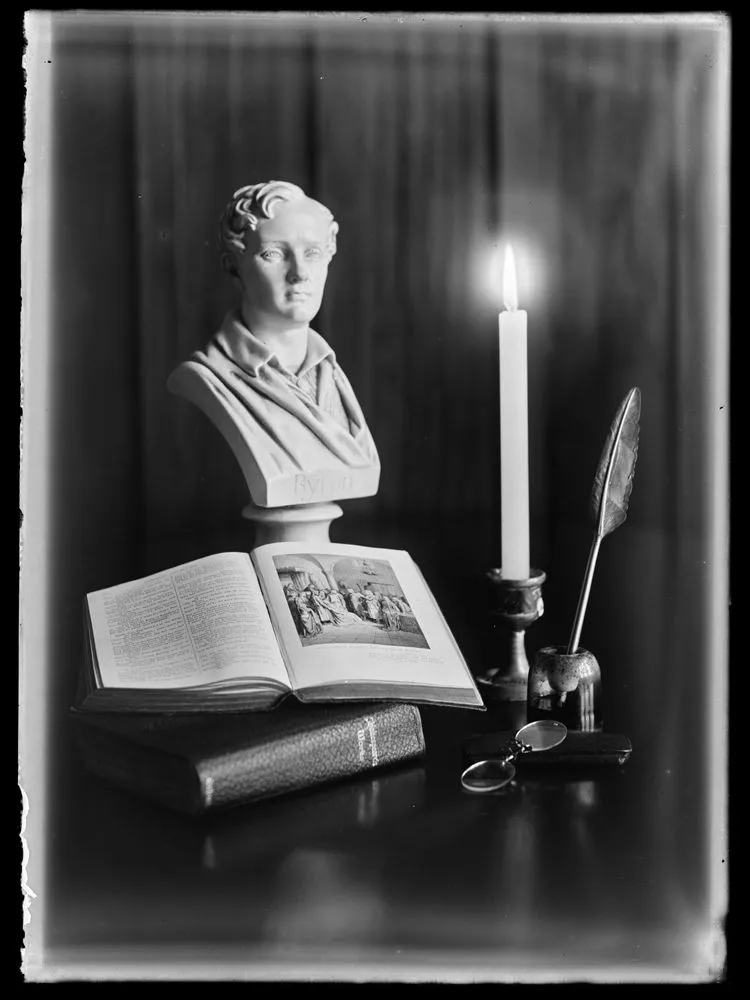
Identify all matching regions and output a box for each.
[527,645,603,733]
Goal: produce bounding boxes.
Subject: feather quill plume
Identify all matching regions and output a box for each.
[567,387,641,654]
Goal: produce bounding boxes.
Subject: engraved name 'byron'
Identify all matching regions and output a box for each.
[294,472,353,502]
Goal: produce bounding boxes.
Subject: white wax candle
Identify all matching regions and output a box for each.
[499,246,530,579]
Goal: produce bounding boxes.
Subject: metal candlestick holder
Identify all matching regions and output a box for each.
[476,568,546,704]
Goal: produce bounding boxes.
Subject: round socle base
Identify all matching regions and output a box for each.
[243,501,344,548]
[476,672,528,704]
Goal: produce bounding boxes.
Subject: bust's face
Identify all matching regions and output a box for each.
[236,198,334,330]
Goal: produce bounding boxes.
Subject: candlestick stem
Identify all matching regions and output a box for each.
[504,629,531,686]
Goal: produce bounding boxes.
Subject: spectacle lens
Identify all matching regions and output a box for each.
[515,719,567,752]
[460,759,516,793]
[460,719,567,794]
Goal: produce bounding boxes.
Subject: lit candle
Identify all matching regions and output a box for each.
[499,245,530,580]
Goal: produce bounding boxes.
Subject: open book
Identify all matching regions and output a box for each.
[80,542,485,712]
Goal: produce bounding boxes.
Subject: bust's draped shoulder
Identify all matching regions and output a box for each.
[167,321,380,507]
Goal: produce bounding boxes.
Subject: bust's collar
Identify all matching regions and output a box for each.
[216,309,336,378]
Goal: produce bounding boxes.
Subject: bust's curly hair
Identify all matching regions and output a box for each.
[219,180,339,276]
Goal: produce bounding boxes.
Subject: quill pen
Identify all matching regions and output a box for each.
[567,387,641,654]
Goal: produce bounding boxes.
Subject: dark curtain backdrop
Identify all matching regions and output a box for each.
[53,14,715,536]
[42,12,726,939]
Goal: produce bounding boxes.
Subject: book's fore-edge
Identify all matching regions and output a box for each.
[70,701,426,816]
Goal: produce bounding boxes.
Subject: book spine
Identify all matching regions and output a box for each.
[194,703,425,814]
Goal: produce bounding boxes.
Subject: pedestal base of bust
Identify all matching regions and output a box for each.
[243,501,344,548]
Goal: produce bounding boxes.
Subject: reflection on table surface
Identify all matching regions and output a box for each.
[41,523,725,981]
[44,709,718,981]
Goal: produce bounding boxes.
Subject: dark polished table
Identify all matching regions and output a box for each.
[37,522,726,982]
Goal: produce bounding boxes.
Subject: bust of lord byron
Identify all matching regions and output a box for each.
[167,181,380,508]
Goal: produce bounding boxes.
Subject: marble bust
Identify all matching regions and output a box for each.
[167,181,380,508]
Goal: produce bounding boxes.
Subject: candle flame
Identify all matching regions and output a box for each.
[503,245,518,312]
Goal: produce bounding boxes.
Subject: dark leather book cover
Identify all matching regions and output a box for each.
[70,701,426,816]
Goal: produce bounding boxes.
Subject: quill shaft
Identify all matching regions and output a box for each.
[567,533,602,654]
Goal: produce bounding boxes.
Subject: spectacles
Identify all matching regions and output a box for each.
[460,720,568,794]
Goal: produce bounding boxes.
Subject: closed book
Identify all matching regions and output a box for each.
[70,701,426,816]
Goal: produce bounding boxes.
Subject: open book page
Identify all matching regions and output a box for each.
[251,542,479,700]
[87,552,290,691]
